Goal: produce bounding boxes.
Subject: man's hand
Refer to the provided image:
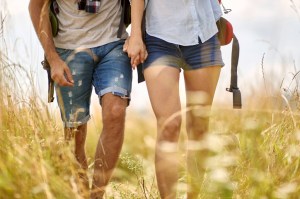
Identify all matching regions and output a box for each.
[50,57,74,87]
[123,36,148,69]
[29,0,73,87]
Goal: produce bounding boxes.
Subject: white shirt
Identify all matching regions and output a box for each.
[145,0,222,46]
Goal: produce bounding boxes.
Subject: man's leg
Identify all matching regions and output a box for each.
[54,47,94,197]
[90,93,128,199]
[64,124,89,192]
[144,66,181,199]
[184,66,221,199]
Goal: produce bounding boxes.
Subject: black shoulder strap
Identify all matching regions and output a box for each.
[44,0,58,103]
[226,34,242,109]
[117,0,129,38]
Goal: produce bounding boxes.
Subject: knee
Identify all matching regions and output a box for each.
[103,103,126,124]
[158,116,182,142]
[186,107,211,140]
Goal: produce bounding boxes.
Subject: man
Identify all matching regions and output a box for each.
[29,0,132,198]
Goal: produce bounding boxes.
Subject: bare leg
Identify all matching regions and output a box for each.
[184,66,221,199]
[90,93,127,199]
[144,66,181,199]
[65,124,89,195]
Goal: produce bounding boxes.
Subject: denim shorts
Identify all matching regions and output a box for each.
[55,39,132,128]
[143,33,224,71]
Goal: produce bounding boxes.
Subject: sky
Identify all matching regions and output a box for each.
[1,0,300,112]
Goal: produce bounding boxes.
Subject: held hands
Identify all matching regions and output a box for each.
[123,36,148,69]
[49,57,74,87]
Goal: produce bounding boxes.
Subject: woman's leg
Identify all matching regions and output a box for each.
[144,66,181,199]
[184,66,221,199]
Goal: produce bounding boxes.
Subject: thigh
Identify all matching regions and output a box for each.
[182,35,223,105]
[55,48,94,128]
[184,66,221,106]
[144,66,181,120]
[184,67,220,140]
[92,40,132,105]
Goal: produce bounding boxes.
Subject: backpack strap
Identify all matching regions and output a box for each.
[217,17,242,109]
[117,0,126,38]
[118,0,131,38]
[43,0,58,103]
[49,0,59,37]
[41,57,55,103]
[226,34,242,109]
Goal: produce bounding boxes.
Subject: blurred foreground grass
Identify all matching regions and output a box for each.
[1,44,300,199]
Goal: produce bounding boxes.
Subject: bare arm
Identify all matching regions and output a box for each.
[29,0,74,86]
[123,0,147,69]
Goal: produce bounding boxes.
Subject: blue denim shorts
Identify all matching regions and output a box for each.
[55,40,132,128]
[143,33,224,71]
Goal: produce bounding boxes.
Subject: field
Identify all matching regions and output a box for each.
[1,50,300,199]
[1,1,300,197]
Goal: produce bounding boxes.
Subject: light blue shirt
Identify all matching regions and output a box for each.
[145,0,222,46]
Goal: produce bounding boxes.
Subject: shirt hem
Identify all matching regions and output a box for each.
[54,34,128,50]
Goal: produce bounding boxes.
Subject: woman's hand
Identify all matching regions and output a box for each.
[123,36,148,69]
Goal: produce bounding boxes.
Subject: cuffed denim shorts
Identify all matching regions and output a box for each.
[143,33,224,71]
[55,39,132,128]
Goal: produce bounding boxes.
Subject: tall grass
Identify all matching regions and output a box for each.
[0,44,82,199]
[0,29,159,198]
[1,7,300,199]
[1,46,300,198]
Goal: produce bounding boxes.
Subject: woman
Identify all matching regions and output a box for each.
[125,0,224,198]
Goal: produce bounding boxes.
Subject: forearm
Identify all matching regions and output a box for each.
[130,0,145,38]
[29,0,59,64]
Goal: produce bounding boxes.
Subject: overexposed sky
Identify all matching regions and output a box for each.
[1,0,300,111]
